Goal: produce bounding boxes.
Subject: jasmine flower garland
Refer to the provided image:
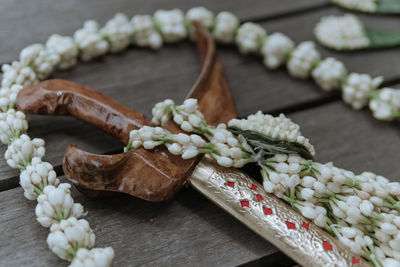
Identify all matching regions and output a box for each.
[1,6,399,267]
[127,97,400,266]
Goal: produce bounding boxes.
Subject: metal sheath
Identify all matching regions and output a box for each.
[189,156,370,267]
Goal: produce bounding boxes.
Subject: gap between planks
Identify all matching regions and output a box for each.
[0,2,332,67]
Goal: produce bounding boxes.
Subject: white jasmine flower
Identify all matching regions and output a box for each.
[182,146,199,159]
[46,34,78,69]
[186,7,214,39]
[331,0,377,13]
[74,20,109,61]
[19,157,59,200]
[299,205,317,219]
[47,217,95,261]
[154,9,187,43]
[35,183,84,227]
[69,247,114,267]
[263,180,276,193]
[235,22,266,54]
[19,43,60,79]
[216,155,233,167]
[1,61,38,88]
[212,11,239,44]
[0,84,23,112]
[0,108,28,144]
[380,222,398,235]
[131,15,163,50]
[101,13,133,53]
[314,14,370,50]
[261,32,294,69]
[182,98,198,113]
[287,41,320,79]
[4,134,45,169]
[369,88,400,121]
[314,214,327,227]
[342,73,383,110]
[151,98,174,125]
[312,57,347,91]
[300,188,315,200]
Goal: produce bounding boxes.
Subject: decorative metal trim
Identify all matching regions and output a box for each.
[190,156,369,267]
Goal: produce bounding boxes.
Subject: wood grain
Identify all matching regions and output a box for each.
[1,0,400,266]
[0,0,328,64]
[262,6,400,81]
[1,100,399,266]
[0,184,279,267]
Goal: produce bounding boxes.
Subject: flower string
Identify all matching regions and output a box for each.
[126,97,400,266]
[1,6,399,267]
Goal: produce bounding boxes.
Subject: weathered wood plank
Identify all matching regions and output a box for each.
[0,42,329,188]
[0,101,399,266]
[263,6,400,81]
[0,0,328,64]
[1,5,400,186]
[290,101,400,179]
[0,184,279,267]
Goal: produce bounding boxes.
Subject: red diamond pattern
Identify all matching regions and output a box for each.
[352,257,360,264]
[256,194,263,202]
[323,241,333,251]
[227,181,235,187]
[286,221,296,229]
[263,207,273,215]
[302,222,309,230]
[240,200,249,208]
[250,184,257,190]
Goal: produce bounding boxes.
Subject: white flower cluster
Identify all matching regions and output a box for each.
[331,0,377,13]
[0,108,28,144]
[212,11,240,44]
[47,217,95,261]
[228,111,315,156]
[126,126,204,158]
[131,15,163,49]
[20,157,59,200]
[342,73,383,110]
[261,153,400,265]
[46,34,79,70]
[69,247,115,267]
[154,9,187,43]
[19,44,60,79]
[101,13,133,53]
[1,61,37,88]
[312,58,347,91]
[5,134,45,169]
[235,22,267,54]
[186,6,214,39]
[126,124,251,168]
[0,84,23,112]
[151,98,206,133]
[287,41,320,79]
[261,32,294,70]
[74,20,109,62]
[369,88,400,121]
[314,14,370,50]
[36,183,84,227]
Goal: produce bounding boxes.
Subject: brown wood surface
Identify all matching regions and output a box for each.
[1,1,399,266]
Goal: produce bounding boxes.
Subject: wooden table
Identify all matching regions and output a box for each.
[1,1,399,266]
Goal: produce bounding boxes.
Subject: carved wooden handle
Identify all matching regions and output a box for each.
[16,23,237,201]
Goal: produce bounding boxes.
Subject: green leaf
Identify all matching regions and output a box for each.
[227,126,313,160]
[377,0,400,14]
[365,27,400,49]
